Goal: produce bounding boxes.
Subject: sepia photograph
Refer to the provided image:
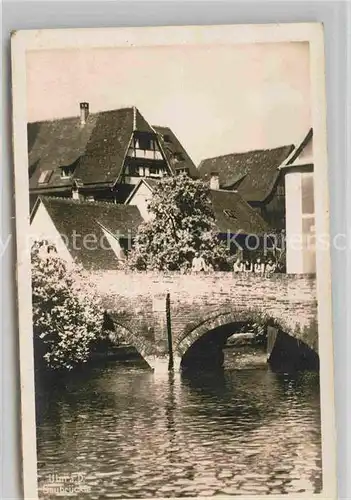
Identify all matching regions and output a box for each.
[11,24,336,500]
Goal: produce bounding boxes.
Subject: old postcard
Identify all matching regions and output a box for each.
[11,24,336,500]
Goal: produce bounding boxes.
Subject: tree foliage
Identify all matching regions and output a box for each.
[127,175,230,271]
[31,240,104,370]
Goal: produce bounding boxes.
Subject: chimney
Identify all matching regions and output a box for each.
[133,106,137,131]
[210,171,220,190]
[80,102,89,126]
[72,188,81,201]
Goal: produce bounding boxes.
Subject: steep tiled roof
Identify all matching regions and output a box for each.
[74,108,155,185]
[28,107,145,189]
[210,189,270,235]
[199,145,294,202]
[153,126,198,178]
[32,196,143,270]
[28,114,98,191]
[28,107,197,192]
[125,178,269,235]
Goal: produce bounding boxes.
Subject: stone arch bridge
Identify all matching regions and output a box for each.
[90,271,318,372]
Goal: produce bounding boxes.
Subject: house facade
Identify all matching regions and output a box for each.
[125,178,270,256]
[198,144,295,231]
[30,196,143,269]
[28,103,314,274]
[280,129,315,274]
[28,103,197,208]
[198,130,315,274]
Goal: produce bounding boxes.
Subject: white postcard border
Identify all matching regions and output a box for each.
[11,23,336,500]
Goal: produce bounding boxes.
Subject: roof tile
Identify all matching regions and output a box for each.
[35,196,143,270]
[28,108,197,191]
[153,125,198,178]
[199,145,294,202]
[210,189,270,235]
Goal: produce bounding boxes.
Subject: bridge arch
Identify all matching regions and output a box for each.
[175,309,288,360]
[93,272,318,373]
[175,308,319,373]
[106,314,156,369]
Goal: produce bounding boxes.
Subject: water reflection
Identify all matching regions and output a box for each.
[36,362,322,498]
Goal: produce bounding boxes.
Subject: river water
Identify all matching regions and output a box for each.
[36,352,322,498]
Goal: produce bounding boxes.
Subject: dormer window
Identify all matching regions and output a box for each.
[38,170,53,184]
[60,166,73,179]
[173,152,185,163]
[138,136,151,151]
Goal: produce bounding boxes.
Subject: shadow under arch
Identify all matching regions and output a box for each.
[176,309,284,353]
[105,312,155,369]
[175,309,318,373]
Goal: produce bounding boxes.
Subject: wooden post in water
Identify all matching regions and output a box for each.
[166,293,174,371]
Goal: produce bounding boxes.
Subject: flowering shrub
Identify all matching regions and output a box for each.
[31,240,104,370]
[127,174,230,271]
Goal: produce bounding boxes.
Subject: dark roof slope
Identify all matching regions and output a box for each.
[30,194,39,213]
[125,179,269,236]
[153,126,198,178]
[28,114,98,191]
[35,197,143,270]
[74,108,155,184]
[28,107,197,191]
[210,189,270,235]
[199,145,294,202]
[28,107,158,189]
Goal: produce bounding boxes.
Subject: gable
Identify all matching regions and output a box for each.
[153,126,198,178]
[74,108,136,185]
[286,128,313,167]
[30,201,74,264]
[125,179,154,221]
[98,223,125,260]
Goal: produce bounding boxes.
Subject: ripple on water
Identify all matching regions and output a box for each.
[36,365,322,499]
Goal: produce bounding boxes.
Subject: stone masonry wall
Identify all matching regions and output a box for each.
[90,271,318,359]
